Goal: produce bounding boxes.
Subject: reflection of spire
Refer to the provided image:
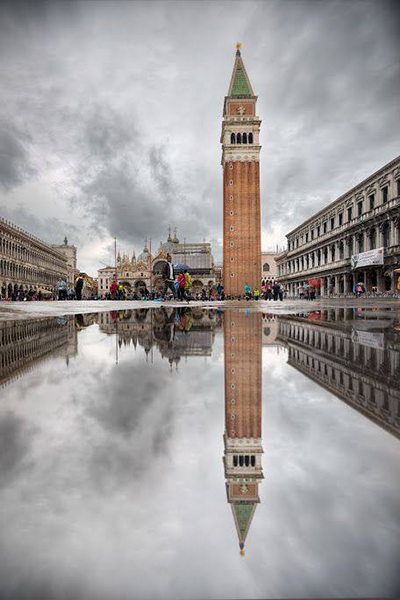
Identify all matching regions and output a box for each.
[167,227,172,242]
[223,311,263,555]
[173,227,179,244]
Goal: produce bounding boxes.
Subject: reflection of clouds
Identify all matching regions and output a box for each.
[0,316,399,599]
[0,411,36,488]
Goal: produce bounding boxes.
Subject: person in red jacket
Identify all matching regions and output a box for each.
[177,272,186,301]
[110,280,118,300]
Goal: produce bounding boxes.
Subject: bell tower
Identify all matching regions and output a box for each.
[221,44,262,296]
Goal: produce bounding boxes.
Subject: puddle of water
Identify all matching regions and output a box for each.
[0,307,399,599]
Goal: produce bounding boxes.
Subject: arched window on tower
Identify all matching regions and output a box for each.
[242,132,247,144]
[231,133,235,144]
[249,133,253,144]
[236,133,242,144]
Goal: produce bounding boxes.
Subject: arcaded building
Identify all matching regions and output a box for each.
[276,156,400,295]
[0,217,69,298]
[221,46,262,296]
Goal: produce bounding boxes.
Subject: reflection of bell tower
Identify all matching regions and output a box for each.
[223,311,263,555]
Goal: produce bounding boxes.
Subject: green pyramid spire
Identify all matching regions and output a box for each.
[231,502,257,549]
[228,48,254,97]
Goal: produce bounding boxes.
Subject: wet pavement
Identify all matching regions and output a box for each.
[0,305,399,599]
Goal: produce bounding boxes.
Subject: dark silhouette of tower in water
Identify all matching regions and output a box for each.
[223,311,263,555]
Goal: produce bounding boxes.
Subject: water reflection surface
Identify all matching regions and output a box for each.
[0,307,399,599]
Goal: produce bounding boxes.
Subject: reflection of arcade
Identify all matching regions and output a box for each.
[98,308,222,367]
[277,311,400,439]
[0,317,77,387]
[223,311,263,556]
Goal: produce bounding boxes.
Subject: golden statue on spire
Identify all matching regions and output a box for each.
[236,42,242,51]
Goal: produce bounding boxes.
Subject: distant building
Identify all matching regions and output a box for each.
[52,237,77,286]
[276,156,400,296]
[97,230,219,298]
[261,251,278,281]
[0,217,68,298]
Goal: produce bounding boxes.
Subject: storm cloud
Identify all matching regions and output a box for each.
[0,0,399,272]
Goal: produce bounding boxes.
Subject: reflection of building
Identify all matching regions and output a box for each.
[52,237,77,286]
[277,312,400,439]
[98,308,222,366]
[221,46,262,296]
[223,311,263,555]
[0,317,77,387]
[97,230,219,298]
[276,156,400,296]
[0,217,69,299]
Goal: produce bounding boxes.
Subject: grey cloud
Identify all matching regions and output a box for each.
[0,412,35,488]
[0,123,35,191]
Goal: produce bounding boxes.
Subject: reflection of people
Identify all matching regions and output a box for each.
[162,254,175,298]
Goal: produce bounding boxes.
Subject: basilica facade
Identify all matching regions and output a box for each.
[97,229,219,297]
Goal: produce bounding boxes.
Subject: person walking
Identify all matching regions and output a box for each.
[162,254,175,298]
[75,275,84,300]
[244,283,251,300]
[254,287,260,301]
[273,281,280,301]
[110,280,118,299]
[56,279,67,300]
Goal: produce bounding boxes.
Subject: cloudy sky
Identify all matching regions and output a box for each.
[0,0,399,274]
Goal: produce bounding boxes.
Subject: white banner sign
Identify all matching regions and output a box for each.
[350,247,384,270]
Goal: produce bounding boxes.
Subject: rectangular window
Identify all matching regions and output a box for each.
[357,202,363,217]
[382,186,388,203]
[323,222,327,234]
[311,230,314,240]
[397,180,400,196]
[305,233,309,243]
[317,226,320,237]
[347,207,353,221]
[369,194,375,210]
[331,217,335,230]
[339,212,343,226]
[296,238,299,248]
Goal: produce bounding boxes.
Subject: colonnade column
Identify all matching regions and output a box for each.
[343,274,349,294]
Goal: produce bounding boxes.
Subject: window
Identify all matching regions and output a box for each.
[357,202,363,217]
[242,132,247,144]
[296,238,299,248]
[339,212,343,226]
[311,229,314,240]
[229,163,233,170]
[331,217,335,230]
[323,222,327,234]
[358,235,364,253]
[397,180,400,196]
[263,262,270,272]
[370,228,376,249]
[382,186,388,203]
[305,233,309,243]
[236,133,242,144]
[369,194,375,210]
[347,206,353,221]
[248,133,253,144]
[382,223,390,247]
[317,226,320,237]
[230,133,235,144]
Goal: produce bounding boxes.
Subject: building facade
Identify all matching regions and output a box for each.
[0,217,69,299]
[261,251,278,282]
[52,237,77,286]
[221,45,262,296]
[276,156,400,296]
[97,230,219,298]
[223,311,263,555]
